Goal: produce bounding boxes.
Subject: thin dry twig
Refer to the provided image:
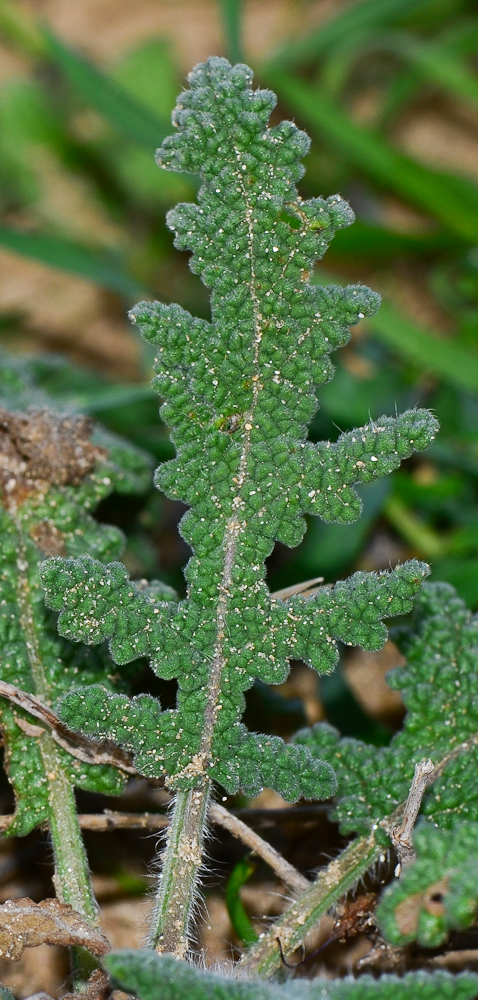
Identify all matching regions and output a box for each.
[0,810,169,833]
[79,811,170,832]
[427,949,478,972]
[0,804,307,893]
[0,680,312,891]
[271,576,324,601]
[210,802,309,894]
[391,758,435,871]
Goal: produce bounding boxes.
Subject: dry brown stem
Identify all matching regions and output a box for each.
[0,679,135,774]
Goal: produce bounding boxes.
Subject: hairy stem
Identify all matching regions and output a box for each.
[236,831,380,977]
[238,739,472,978]
[149,782,211,957]
[149,174,265,955]
[41,735,99,983]
[14,524,99,981]
[41,739,98,922]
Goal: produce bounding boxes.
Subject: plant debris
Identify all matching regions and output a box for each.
[0,898,110,961]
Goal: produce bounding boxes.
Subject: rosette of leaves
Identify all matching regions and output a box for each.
[0,406,153,838]
[377,820,478,948]
[40,57,437,955]
[103,950,478,1000]
[293,581,478,838]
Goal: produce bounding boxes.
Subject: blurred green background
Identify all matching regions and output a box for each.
[1,0,478,608]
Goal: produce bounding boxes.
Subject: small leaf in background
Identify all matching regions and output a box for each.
[377,819,478,947]
[0,358,154,835]
[225,855,258,946]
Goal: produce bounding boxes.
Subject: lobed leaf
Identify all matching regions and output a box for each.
[294,582,478,837]
[45,556,428,798]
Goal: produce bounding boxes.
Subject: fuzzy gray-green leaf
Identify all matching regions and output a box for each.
[43,58,437,802]
[104,950,478,1000]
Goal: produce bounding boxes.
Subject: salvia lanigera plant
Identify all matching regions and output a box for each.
[1,56,478,1000]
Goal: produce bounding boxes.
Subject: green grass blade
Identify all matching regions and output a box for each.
[314,271,478,393]
[329,219,459,259]
[382,32,478,107]
[225,856,258,946]
[219,0,245,64]
[265,0,438,70]
[267,70,478,242]
[42,28,169,150]
[0,225,144,297]
[367,298,478,392]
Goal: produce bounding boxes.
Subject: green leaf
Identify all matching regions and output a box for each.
[43,57,436,806]
[104,950,478,1000]
[30,51,445,965]
[43,554,428,799]
[294,582,478,837]
[377,819,478,947]
[300,409,439,523]
[225,855,258,945]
